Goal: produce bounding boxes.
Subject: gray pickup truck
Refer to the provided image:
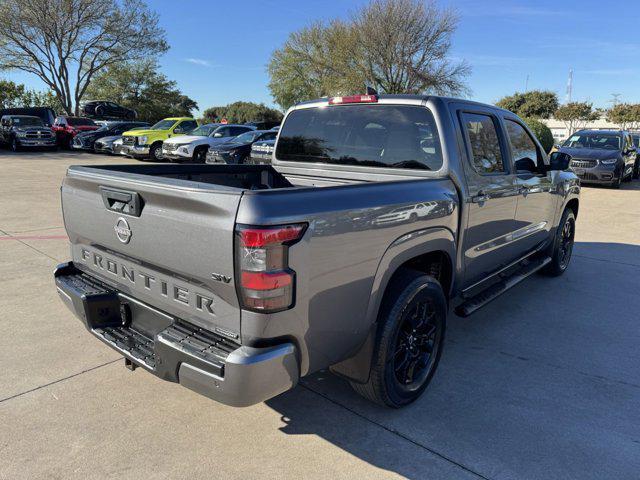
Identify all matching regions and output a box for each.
[55,94,579,408]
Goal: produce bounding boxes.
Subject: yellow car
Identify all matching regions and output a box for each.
[121,117,198,161]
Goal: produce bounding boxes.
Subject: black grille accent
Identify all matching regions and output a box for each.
[571,159,597,168]
[579,173,599,181]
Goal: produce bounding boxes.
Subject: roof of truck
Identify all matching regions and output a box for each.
[293,94,503,112]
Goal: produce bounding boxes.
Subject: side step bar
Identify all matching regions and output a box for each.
[455,256,551,317]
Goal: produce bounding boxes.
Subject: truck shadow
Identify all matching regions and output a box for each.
[265,241,640,479]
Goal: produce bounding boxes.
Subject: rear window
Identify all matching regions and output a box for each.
[276,105,443,170]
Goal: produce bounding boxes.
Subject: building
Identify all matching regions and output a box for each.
[541,116,620,144]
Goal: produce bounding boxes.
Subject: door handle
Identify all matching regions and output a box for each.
[471,191,489,203]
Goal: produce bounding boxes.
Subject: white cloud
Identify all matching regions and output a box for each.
[184,58,212,67]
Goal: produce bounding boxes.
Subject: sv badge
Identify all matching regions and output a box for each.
[211,273,232,284]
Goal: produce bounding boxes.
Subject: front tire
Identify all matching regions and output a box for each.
[543,208,575,277]
[633,159,640,179]
[350,271,446,408]
[10,137,20,152]
[149,142,164,162]
[193,146,208,163]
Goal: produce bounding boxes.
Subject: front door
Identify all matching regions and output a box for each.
[502,116,556,254]
[457,108,521,288]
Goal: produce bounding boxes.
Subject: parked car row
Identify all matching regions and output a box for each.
[101,117,279,164]
[0,106,282,163]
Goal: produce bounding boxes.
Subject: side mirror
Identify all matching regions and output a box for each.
[173,127,184,134]
[549,151,572,171]
[514,157,537,173]
[213,132,223,138]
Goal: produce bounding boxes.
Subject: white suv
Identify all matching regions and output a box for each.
[162,124,255,162]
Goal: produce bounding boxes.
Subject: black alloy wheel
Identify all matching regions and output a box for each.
[392,297,441,390]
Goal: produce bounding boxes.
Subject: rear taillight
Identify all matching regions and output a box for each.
[328,94,378,105]
[235,223,306,312]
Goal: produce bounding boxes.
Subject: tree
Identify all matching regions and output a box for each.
[353,0,470,95]
[0,0,168,115]
[83,61,197,122]
[554,102,599,136]
[203,102,283,124]
[0,79,27,108]
[606,103,640,131]
[268,0,470,109]
[523,117,554,153]
[496,90,559,119]
[0,79,63,111]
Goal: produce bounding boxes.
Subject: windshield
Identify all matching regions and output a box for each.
[68,117,97,126]
[188,125,217,136]
[150,119,177,130]
[230,131,261,144]
[12,117,43,127]
[276,104,443,170]
[562,133,622,150]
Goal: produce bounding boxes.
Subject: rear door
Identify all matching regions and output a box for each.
[61,167,243,338]
[501,115,556,254]
[456,106,521,288]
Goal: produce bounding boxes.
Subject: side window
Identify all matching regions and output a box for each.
[504,119,541,173]
[231,127,249,136]
[178,120,195,132]
[461,112,506,174]
[261,131,277,141]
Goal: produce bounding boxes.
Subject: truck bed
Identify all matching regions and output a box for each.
[62,162,458,374]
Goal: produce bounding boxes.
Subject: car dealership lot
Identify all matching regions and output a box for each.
[1,150,639,480]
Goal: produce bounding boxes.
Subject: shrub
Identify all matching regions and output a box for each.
[523,117,554,153]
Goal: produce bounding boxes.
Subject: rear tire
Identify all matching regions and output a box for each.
[350,270,446,408]
[633,159,640,179]
[543,208,575,277]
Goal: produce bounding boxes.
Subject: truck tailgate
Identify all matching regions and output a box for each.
[61,166,242,338]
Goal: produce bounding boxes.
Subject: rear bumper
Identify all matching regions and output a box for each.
[54,262,299,407]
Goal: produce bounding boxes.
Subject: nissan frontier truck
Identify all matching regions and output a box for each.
[55,94,579,408]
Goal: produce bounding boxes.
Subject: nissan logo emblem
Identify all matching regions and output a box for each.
[114,217,132,244]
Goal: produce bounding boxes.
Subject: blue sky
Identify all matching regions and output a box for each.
[5,0,639,113]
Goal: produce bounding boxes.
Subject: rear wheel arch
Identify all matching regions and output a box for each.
[330,229,455,384]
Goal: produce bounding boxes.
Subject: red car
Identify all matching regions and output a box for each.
[52,116,99,149]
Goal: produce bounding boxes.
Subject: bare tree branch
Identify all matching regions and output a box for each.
[0,0,168,114]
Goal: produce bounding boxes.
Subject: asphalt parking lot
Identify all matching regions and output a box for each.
[1,149,639,480]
